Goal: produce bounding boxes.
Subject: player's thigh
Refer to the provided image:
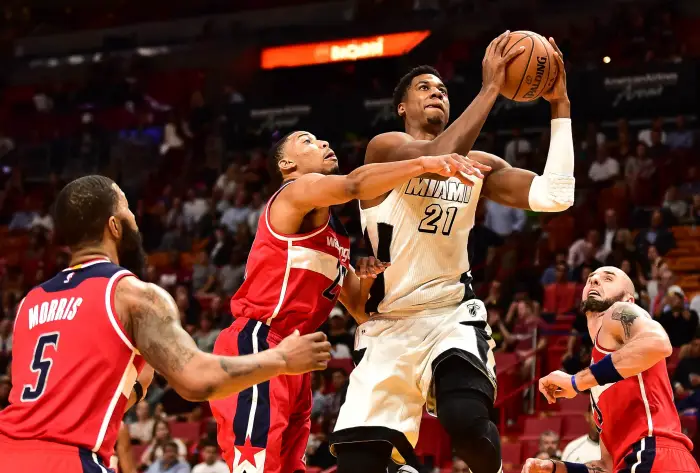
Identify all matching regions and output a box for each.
[647,447,700,473]
[280,373,312,473]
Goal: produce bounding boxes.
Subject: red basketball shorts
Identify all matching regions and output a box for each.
[0,436,114,473]
[616,436,699,473]
[210,317,312,473]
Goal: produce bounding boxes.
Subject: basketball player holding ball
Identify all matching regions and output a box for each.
[329,32,574,473]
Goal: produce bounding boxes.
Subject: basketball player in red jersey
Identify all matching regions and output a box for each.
[0,175,333,473]
[523,266,699,473]
[210,130,488,473]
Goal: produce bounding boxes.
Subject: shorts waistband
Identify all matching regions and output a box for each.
[231,317,284,344]
[649,436,692,451]
[0,435,81,454]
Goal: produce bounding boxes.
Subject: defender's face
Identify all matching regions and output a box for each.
[401,74,450,127]
[583,268,626,303]
[282,131,338,176]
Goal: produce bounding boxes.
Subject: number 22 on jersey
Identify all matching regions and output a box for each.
[418,204,458,235]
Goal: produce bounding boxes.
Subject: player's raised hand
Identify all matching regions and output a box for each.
[419,153,492,186]
[542,38,568,103]
[539,370,578,404]
[275,330,331,375]
[521,458,555,473]
[482,30,526,92]
[355,256,390,279]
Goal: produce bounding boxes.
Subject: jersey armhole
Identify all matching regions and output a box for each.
[106,270,137,351]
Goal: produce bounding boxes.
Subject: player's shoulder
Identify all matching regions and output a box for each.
[114,277,176,314]
[366,132,414,162]
[606,301,652,321]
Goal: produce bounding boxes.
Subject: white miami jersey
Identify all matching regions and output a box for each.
[361,174,482,316]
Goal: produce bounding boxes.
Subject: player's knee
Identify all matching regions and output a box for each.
[437,392,501,473]
[335,441,392,473]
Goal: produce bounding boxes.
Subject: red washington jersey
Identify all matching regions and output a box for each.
[590,335,693,466]
[230,182,350,336]
[0,259,145,465]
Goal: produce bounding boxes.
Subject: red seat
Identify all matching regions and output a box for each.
[562,414,590,440]
[501,441,522,466]
[554,396,590,413]
[327,358,354,375]
[132,443,148,465]
[168,421,201,444]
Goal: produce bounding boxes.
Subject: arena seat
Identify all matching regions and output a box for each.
[552,395,590,413]
[168,421,201,445]
[501,441,523,466]
[523,417,562,437]
[561,414,590,441]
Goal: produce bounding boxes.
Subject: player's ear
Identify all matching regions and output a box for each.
[397,103,406,118]
[278,157,296,173]
[107,215,120,240]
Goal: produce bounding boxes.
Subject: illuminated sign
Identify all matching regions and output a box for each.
[261,31,431,69]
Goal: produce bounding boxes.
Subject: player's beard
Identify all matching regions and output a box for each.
[117,221,147,279]
[580,293,623,314]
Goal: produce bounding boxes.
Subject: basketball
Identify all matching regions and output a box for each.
[501,31,558,102]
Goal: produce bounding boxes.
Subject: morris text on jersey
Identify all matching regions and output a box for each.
[326,236,350,261]
[404,178,473,204]
[28,297,84,330]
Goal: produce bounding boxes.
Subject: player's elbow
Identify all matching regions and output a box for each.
[654,334,673,359]
[343,176,361,199]
[171,381,215,402]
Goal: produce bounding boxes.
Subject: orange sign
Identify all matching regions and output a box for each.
[261,31,431,69]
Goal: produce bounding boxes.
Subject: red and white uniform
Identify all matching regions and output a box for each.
[0,259,144,473]
[211,182,350,473]
[590,336,697,472]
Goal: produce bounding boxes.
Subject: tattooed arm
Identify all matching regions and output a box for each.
[574,302,672,392]
[116,277,331,401]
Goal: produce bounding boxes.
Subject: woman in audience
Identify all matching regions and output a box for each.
[140,419,188,467]
[129,401,156,445]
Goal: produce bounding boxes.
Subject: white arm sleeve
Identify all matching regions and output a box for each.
[528,118,575,212]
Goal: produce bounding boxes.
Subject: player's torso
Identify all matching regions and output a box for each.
[361,175,482,316]
[589,339,691,464]
[0,259,144,463]
[230,185,350,336]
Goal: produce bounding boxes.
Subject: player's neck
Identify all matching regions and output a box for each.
[405,123,442,141]
[585,311,604,339]
[69,246,116,268]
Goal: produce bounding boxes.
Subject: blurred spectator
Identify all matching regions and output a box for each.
[588,145,620,187]
[657,286,699,347]
[191,443,228,473]
[504,128,532,165]
[667,115,694,150]
[581,122,607,153]
[648,130,670,160]
[484,280,507,314]
[0,130,15,160]
[662,186,689,222]
[562,311,593,374]
[141,420,188,467]
[129,401,156,444]
[164,198,185,230]
[31,202,54,235]
[208,227,233,267]
[687,193,700,225]
[218,249,246,296]
[146,441,191,473]
[635,209,675,256]
[214,164,240,200]
[193,316,220,353]
[221,190,251,233]
[673,338,699,400]
[327,307,353,359]
[310,371,329,422]
[161,112,187,156]
[680,166,700,198]
[183,189,210,230]
[449,456,470,473]
[0,375,10,411]
[324,369,349,421]
[158,253,189,291]
[8,198,37,231]
[543,262,576,315]
[637,117,667,147]
[0,319,13,358]
[561,411,601,463]
[484,199,526,238]
[598,209,619,261]
[571,246,602,283]
[160,222,192,253]
[247,192,266,235]
[568,229,601,269]
[191,251,217,295]
[541,252,569,286]
[539,430,562,460]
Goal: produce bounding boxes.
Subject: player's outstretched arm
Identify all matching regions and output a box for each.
[276,153,490,215]
[521,459,609,473]
[476,39,574,212]
[116,277,331,401]
[338,256,389,324]
[366,32,524,165]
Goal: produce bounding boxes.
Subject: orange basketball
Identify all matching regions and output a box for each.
[501,31,557,102]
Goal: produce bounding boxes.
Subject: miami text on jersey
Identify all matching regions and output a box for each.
[404,178,473,203]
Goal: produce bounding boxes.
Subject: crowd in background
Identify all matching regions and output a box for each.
[1,0,700,472]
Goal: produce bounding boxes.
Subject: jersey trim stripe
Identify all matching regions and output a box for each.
[264,184,329,242]
[267,241,293,324]
[245,321,263,439]
[105,270,135,351]
[61,258,111,272]
[637,374,654,436]
[630,436,646,473]
[13,297,26,332]
[288,245,340,280]
[94,351,135,453]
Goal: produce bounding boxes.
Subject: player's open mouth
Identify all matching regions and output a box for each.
[425,104,444,112]
[588,290,600,297]
[324,152,337,161]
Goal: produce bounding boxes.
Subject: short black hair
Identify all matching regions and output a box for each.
[53,175,118,249]
[163,441,180,452]
[392,65,443,117]
[268,131,295,177]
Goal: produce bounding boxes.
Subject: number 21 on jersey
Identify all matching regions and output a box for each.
[418,204,458,235]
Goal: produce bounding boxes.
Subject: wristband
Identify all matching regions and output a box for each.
[589,353,624,386]
[133,382,144,403]
[550,459,557,473]
[562,461,588,473]
[571,375,582,394]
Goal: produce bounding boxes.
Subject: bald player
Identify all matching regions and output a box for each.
[522,266,698,473]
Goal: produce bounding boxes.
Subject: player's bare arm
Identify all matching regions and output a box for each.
[125,363,154,411]
[475,39,574,212]
[366,31,524,168]
[116,277,331,401]
[522,436,613,472]
[338,256,389,324]
[539,302,671,403]
[115,423,137,473]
